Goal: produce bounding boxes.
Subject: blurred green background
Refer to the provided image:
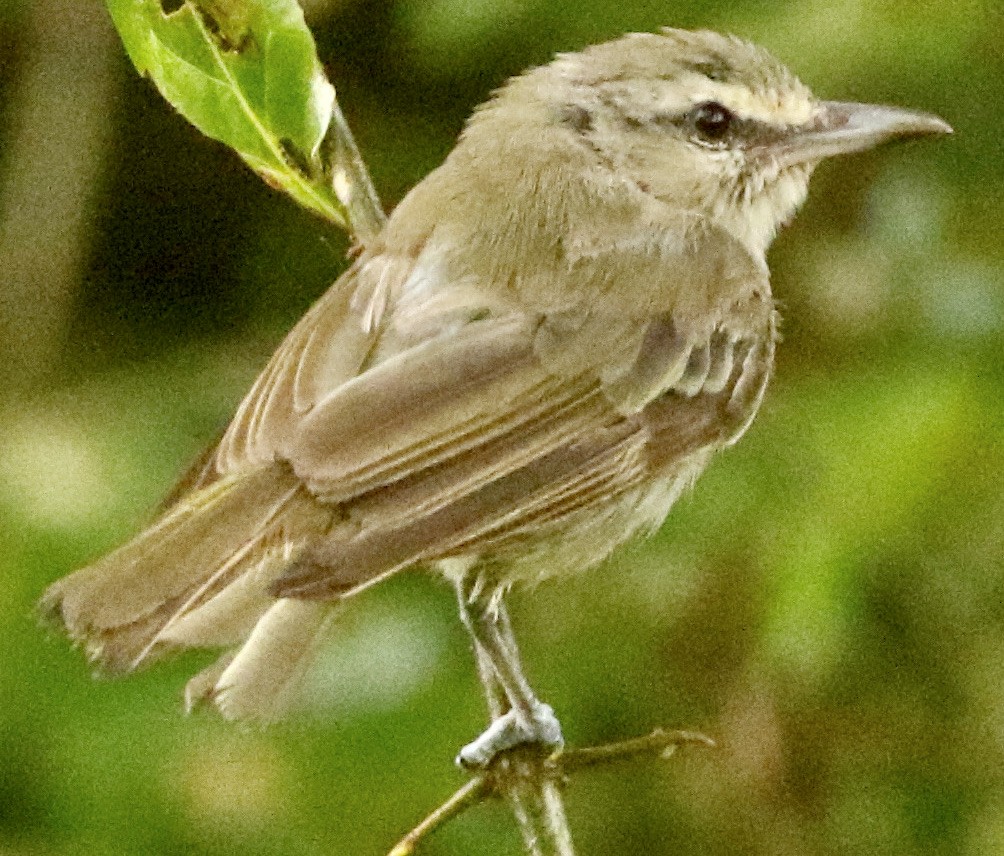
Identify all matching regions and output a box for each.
[2,0,1002,854]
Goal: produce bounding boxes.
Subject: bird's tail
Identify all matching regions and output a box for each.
[41,463,336,721]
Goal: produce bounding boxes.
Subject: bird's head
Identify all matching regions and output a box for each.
[481,29,950,256]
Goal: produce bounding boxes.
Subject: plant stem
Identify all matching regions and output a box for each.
[324,98,386,243]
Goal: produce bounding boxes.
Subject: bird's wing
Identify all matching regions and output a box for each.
[269,308,771,600]
[265,224,774,599]
[284,313,593,501]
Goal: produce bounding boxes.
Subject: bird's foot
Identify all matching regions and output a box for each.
[456,701,564,768]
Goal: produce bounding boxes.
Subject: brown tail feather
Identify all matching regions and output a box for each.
[41,464,332,674]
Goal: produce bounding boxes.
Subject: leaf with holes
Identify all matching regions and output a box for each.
[107,0,350,227]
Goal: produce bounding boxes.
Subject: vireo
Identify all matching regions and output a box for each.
[42,28,949,764]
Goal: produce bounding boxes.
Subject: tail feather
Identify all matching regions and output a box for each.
[186,599,335,722]
[41,464,332,674]
[156,560,276,649]
[184,651,235,714]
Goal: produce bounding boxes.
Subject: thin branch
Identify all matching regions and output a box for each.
[505,776,549,856]
[561,728,716,772]
[387,725,716,855]
[540,778,575,855]
[387,775,490,856]
[498,756,574,856]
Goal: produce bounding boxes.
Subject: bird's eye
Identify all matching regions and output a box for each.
[691,101,734,141]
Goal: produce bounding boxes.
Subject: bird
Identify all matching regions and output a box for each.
[41,27,950,765]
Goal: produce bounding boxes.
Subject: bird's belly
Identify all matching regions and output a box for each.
[462,452,711,590]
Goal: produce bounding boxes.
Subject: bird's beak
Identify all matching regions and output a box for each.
[771,101,952,168]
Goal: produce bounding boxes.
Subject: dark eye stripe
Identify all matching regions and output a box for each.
[604,88,799,152]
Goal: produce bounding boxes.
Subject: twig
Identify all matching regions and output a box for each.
[499,756,574,856]
[387,725,716,856]
[387,775,490,856]
[505,773,549,856]
[540,778,575,855]
[561,728,716,772]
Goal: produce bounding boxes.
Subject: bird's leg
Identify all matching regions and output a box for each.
[455,578,564,768]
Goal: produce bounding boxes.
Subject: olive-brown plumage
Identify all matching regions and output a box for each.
[41,29,950,721]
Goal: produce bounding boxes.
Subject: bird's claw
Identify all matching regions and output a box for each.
[456,702,564,768]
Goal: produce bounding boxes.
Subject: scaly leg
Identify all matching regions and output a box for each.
[454,578,564,768]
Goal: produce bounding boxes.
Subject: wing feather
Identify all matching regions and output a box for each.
[288,315,580,499]
[272,420,643,599]
[216,263,380,473]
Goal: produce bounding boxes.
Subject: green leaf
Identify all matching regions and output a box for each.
[106,0,350,228]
